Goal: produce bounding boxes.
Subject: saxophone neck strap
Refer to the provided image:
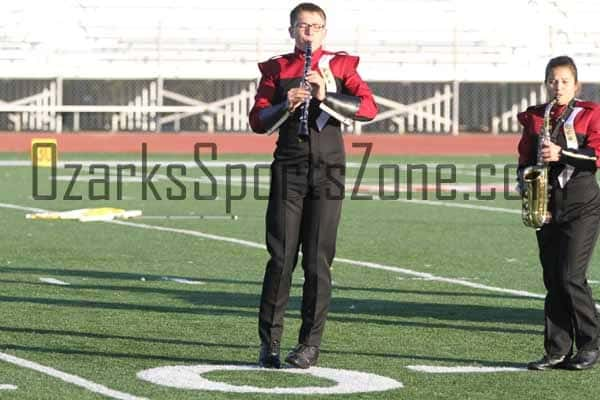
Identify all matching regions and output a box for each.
[550,99,577,140]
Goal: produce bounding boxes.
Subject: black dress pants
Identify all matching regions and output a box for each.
[259,160,344,347]
[536,213,600,356]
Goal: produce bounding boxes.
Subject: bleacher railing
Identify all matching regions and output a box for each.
[3,78,589,135]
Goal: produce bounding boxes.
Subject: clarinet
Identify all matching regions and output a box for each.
[298,42,312,137]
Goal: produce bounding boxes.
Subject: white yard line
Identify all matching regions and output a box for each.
[39,277,70,286]
[0,352,147,400]
[407,365,526,373]
[110,220,265,249]
[0,384,18,390]
[394,198,520,214]
[0,202,47,213]
[334,257,544,299]
[161,277,205,285]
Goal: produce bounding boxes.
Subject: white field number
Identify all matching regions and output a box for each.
[137,364,403,395]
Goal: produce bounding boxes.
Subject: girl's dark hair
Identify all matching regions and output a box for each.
[545,55,578,83]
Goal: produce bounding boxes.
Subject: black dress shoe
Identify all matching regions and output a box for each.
[566,350,600,371]
[258,340,281,369]
[285,344,319,369]
[527,354,569,371]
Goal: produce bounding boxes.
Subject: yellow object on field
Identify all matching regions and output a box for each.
[31,138,58,168]
[26,207,142,222]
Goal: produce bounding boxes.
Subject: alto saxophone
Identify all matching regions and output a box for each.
[521,98,557,229]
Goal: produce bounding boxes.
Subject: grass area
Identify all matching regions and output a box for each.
[203,370,336,388]
[1,153,600,399]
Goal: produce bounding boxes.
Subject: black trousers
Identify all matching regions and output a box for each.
[258,160,344,347]
[536,213,600,356]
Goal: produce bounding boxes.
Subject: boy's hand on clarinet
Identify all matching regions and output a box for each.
[287,88,311,111]
[305,71,326,101]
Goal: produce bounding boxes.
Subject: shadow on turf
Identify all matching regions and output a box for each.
[0,265,548,336]
[0,289,542,336]
[0,328,526,369]
[0,265,543,301]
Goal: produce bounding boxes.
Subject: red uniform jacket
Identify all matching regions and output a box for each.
[249,47,377,163]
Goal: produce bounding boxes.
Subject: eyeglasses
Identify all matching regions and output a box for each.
[294,23,325,32]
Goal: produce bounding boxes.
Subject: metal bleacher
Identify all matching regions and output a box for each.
[2,0,600,81]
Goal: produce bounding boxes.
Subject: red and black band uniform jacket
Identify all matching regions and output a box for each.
[517,100,600,222]
[249,47,378,163]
